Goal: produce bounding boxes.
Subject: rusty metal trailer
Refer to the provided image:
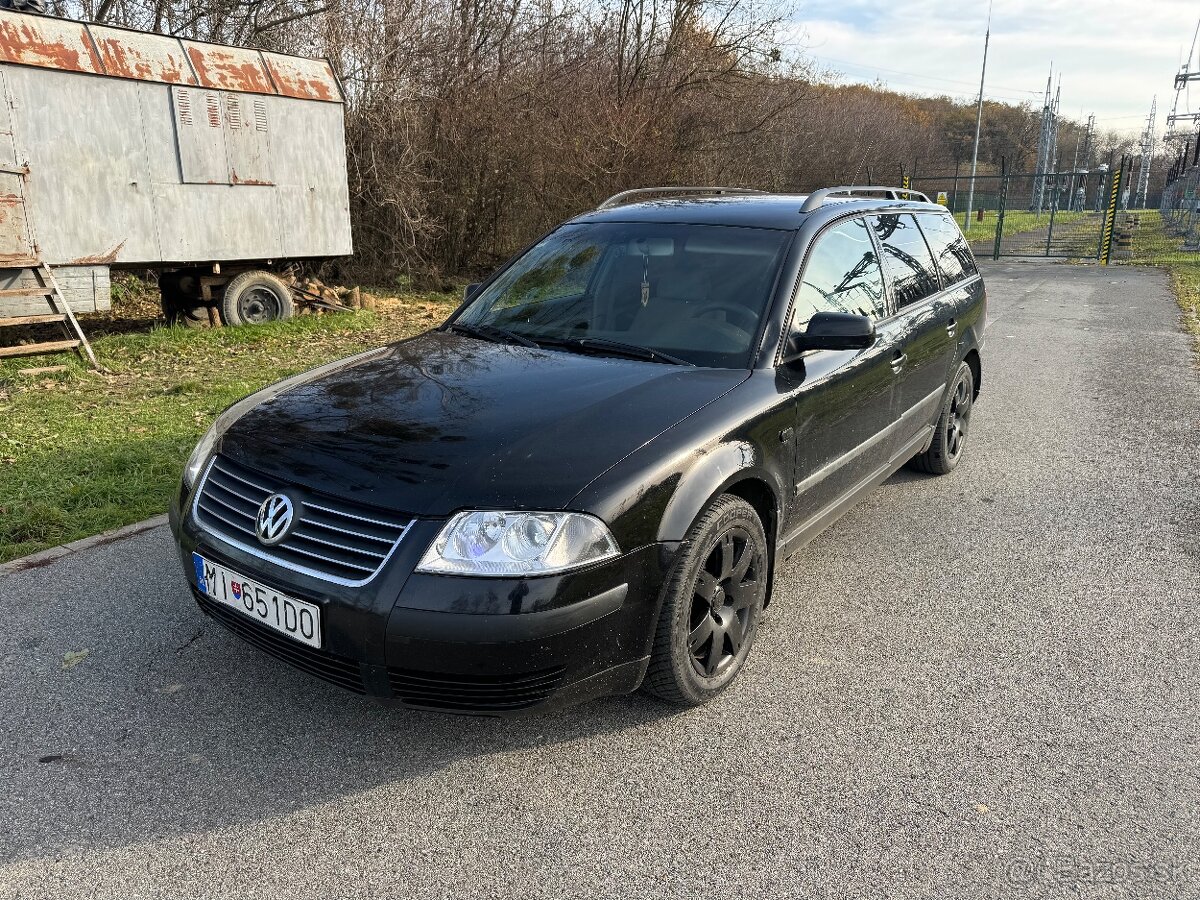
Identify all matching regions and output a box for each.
[0,7,352,336]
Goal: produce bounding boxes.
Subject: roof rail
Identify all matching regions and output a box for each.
[597,186,767,210]
[799,186,931,214]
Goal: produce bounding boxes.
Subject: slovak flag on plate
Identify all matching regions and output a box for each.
[231,582,242,600]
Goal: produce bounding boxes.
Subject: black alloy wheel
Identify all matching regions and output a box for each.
[908,360,975,475]
[643,494,769,706]
[687,526,760,680]
[945,373,972,460]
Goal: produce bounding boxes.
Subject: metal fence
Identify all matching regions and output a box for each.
[912,168,1119,260]
[1160,166,1200,247]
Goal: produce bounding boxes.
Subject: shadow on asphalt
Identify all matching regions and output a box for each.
[1,528,685,864]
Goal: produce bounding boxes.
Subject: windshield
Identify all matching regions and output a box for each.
[454,223,792,368]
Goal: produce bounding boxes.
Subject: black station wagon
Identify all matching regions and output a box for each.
[169,186,986,714]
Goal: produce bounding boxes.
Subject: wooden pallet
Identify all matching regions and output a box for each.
[0,260,99,368]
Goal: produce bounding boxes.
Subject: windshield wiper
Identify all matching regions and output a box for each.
[537,336,694,366]
[447,322,540,349]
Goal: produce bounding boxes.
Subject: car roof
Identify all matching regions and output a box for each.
[570,194,948,231]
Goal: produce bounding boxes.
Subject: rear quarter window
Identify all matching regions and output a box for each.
[917,212,978,285]
[870,213,940,309]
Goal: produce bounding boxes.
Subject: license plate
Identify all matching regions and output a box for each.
[193,553,322,649]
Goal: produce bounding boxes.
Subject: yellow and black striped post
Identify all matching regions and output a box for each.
[1100,164,1125,265]
[901,174,912,195]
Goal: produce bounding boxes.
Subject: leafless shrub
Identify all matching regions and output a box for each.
[54,0,1142,280]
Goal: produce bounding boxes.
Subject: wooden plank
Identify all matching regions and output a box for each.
[0,287,52,300]
[16,364,68,375]
[0,313,64,326]
[0,339,80,358]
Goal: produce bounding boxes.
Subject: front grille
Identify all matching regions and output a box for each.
[387,666,566,713]
[195,591,367,694]
[194,454,413,585]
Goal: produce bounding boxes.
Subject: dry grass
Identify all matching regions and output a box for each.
[0,287,460,562]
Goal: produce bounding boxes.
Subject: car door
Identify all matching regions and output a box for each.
[783,216,902,531]
[870,213,956,438]
[917,209,984,361]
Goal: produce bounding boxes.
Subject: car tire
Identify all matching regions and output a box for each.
[908,360,974,475]
[642,495,769,707]
[219,271,295,326]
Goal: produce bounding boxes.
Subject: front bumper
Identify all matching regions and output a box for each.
[170,493,675,715]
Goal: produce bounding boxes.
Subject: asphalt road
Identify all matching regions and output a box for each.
[2,261,1199,899]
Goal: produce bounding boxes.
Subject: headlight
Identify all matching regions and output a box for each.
[416,510,620,576]
[182,347,389,491]
[181,391,266,490]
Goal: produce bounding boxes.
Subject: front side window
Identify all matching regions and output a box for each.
[791,217,886,331]
[457,223,791,368]
[917,212,978,286]
[871,214,941,309]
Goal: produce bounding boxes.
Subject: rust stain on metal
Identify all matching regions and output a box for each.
[185,44,272,95]
[68,239,126,265]
[0,195,22,225]
[0,13,103,74]
[0,9,339,101]
[262,54,338,102]
[91,29,196,85]
[230,172,273,186]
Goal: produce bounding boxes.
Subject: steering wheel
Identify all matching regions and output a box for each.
[691,301,757,335]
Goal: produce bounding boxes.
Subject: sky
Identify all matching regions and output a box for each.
[780,0,1200,137]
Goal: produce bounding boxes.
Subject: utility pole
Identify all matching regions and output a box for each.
[1135,96,1157,208]
[964,0,992,232]
[1166,17,1200,137]
[1050,79,1061,171]
[1080,114,1095,170]
[1033,68,1057,213]
[1076,113,1095,211]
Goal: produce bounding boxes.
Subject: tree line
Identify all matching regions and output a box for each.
[57,0,1157,281]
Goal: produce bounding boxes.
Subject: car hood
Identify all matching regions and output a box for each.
[219,330,747,517]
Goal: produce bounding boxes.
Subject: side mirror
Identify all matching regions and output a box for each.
[463,282,483,302]
[784,311,876,360]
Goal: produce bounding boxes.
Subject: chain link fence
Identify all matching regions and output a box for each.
[1159,167,1200,248]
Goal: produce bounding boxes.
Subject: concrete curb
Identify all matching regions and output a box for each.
[0,514,169,577]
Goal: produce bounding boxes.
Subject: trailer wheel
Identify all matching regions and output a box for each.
[220,271,295,326]
[160,274,212,329]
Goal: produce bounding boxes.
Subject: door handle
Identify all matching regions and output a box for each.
[946,318,957,338]
[890,350,907,373]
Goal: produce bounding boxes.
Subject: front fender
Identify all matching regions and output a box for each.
[656,441,782,543]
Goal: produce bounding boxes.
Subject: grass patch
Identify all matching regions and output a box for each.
[0,290,459,563]
[1115,210,1200,350]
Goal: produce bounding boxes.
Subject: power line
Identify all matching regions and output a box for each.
[794,51,1041,97]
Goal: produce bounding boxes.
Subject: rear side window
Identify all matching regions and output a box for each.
[918,212,978,285]
[870,214,940,309]
[792,217,887,329]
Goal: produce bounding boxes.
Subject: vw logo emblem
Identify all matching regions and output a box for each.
[255,494,295,546]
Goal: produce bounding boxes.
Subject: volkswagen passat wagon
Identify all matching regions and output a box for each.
[170,186,986,714]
